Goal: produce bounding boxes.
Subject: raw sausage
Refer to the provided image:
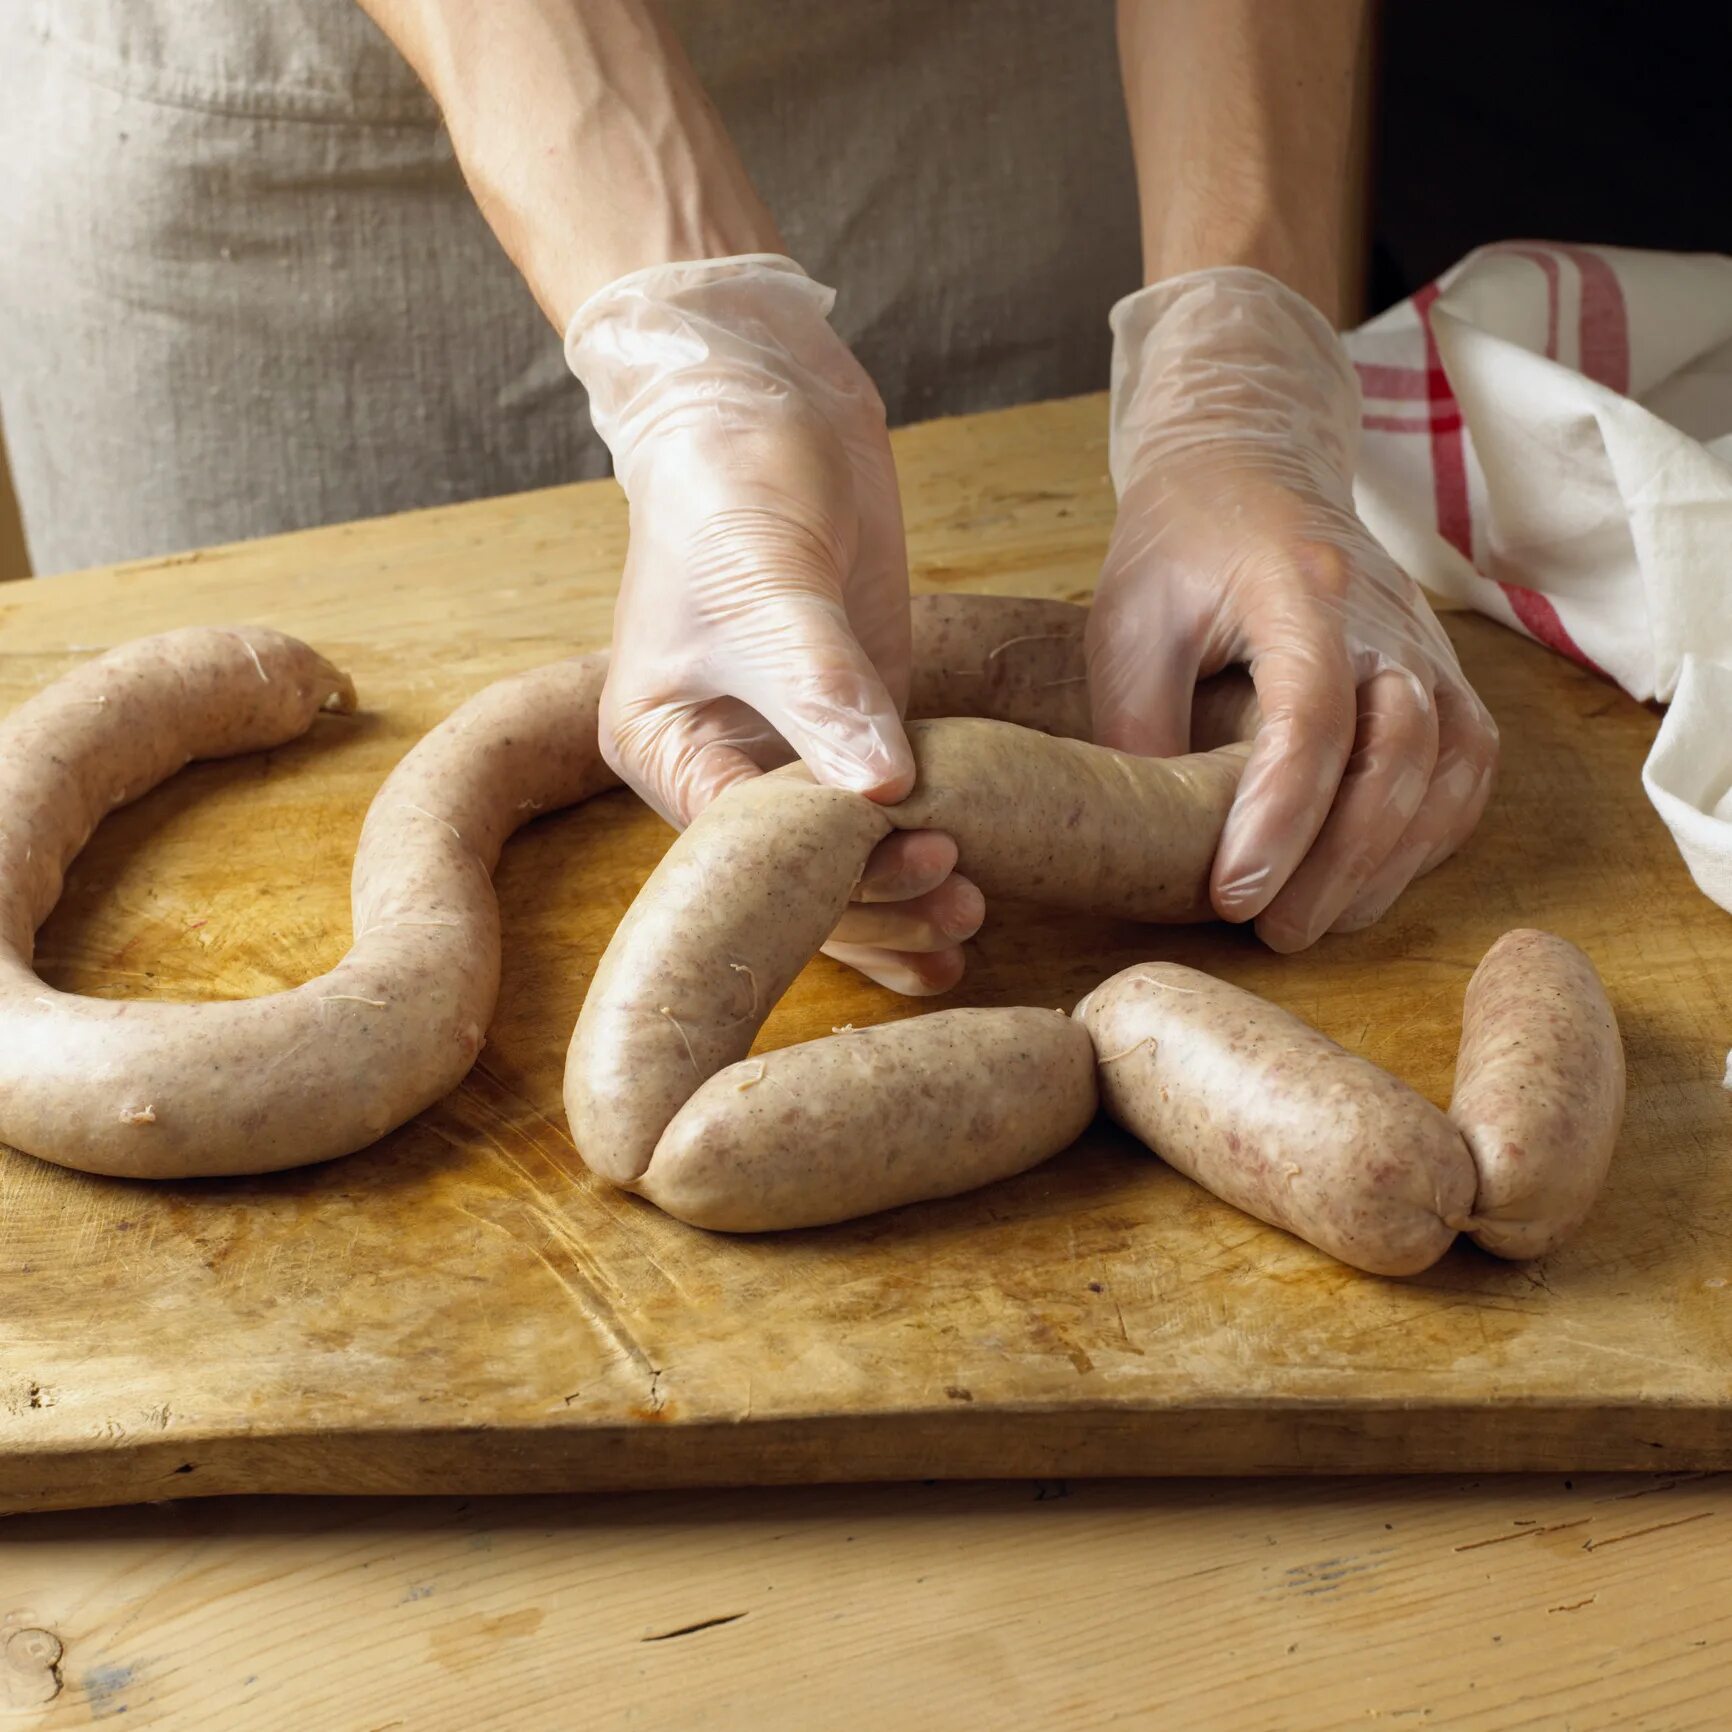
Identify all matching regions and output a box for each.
[1075,962,1477,1276]
[567,775,894,1185]
[906,591,1260,748]
[2,596,1257,1211]
[1449,928,1624,1259]
[908,593,1094,739]
[638,1007,1097,1231]
[894,721,1248,922]
[0,630,617,1178]
[565,722,1252,1183]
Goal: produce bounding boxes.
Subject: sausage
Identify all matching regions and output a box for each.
[894,721,1249,922]
[637,1007,1098,1231]
[565,719,1251,1182]
[908,593,1094,739]
[5,596,1254,1209]
[566,776,894,1185]
[906,591,1261,748]
[1075,963,1477,1276]
[0,630,617,1178]
[1448,929,1624,1259]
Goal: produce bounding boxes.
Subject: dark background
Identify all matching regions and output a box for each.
[1368,1,1728,311]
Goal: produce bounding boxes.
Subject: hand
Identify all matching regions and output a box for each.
[567,255,979,993]
[1087,267,1499,952]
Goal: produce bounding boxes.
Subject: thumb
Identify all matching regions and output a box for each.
[731,598,916,803]
[1084,596,1202,758]
[600,688,781,830]
[1210,624,1356,921]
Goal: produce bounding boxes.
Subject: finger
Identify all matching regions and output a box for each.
[1330,682,1501,933]
[1085,587,1202,757]
[732,599,917,804]
[1209,616,1358,922]
[829,876,985,952]
[839,430,914,715]
[599,689,783,828]
[1254,668,1438,953]
[1414,687,1499,876]
[819,938,967,998]
[854,830,958,903]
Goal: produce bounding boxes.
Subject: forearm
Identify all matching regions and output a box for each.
[1115,0,1371,323]
[357,0,782,328]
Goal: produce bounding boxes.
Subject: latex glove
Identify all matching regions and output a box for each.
[566,255,978,994]
[1087,267,1499,953]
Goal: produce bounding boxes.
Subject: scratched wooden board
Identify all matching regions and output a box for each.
[1,396,1728,1514]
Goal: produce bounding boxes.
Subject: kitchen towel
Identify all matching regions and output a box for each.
[1346,241,1732,912]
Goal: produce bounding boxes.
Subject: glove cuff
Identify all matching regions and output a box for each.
[565,254,865,464]
[1107,267,1361,495]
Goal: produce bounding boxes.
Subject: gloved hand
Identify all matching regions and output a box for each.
[566,254,978,994]
[1087,267,1500,953]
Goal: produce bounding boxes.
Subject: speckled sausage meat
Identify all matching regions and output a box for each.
[4,596,1259,1227]
[637,1007,1098,1231]
[906,591,1260,748]
[1074,963,1478,1276]
[894,721,1250,922]
[0,630,617,1178]
[564,723,1253,1187]
[908,593,1096,738]
[1449,929,1624,1259]
[567,775,896,1186]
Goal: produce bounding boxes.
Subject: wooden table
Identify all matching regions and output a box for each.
[2,1472,1727,1728]
[1,394,1728,1724]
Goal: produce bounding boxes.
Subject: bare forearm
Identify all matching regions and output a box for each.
[1116,0,1370,323]
[358,0,781,327]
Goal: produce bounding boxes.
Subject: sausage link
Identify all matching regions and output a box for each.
[567,719,1249,1183]
[565,777,893,1184]
[0,632,616,1178]
[638,1007,1097,1231]
[893,720,1249,922]
[907,593,1095,739]
[1076,963,1476,1276]
[906,592,1260,749]
[1449,928,1624,1259]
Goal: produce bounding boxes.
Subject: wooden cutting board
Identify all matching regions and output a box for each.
[2,397,1728,1514]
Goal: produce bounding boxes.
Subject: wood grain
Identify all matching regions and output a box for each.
[1,395,1729,1511]
[1,1473,1728,1729]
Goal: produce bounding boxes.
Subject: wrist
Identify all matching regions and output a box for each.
[1141,213,1348,328]
[1107,268,1359,493]
[566,257,871,474]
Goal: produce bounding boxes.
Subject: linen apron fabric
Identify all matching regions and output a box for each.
[0,0,1139,576]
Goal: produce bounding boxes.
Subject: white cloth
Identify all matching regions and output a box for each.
[1345,242,1732,911]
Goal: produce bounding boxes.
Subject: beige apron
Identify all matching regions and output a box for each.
[0,0,1137,575]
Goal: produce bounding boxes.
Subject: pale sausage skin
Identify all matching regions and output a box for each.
[566,777,894,1185]
[908,594,1095,740]
[638,1007,1098,1231]
[1449,929,1624,1260]
[895,722,1249,923]
[0,631,618,1178]
[906,591,1260,749]
[4,597,1258,1212]
[1075,964,1477,1277]
[565,721,1251,1184]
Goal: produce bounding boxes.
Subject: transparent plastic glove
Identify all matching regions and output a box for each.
[1087,267,1499,953]
[566,255,977,994]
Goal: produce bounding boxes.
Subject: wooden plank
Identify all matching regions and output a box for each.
[1,395,1729,1509]
[1,1473,1728,1729]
